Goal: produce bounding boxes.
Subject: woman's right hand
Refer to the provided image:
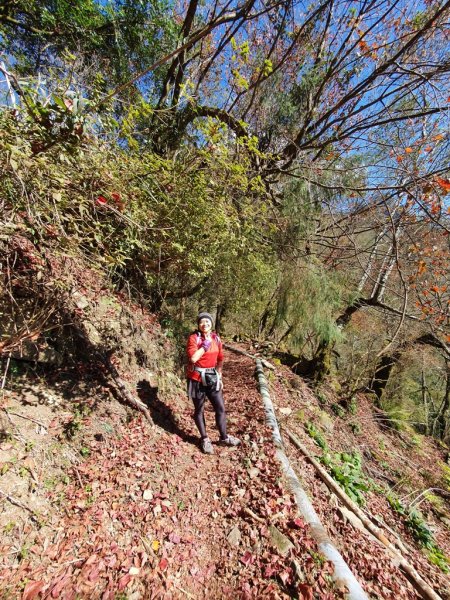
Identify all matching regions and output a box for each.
[201,339,212,352]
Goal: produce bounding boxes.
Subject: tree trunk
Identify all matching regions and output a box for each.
[311,340,333,383]
[436,361,450,439]
[367,351,402,402]
[215,304,225,334]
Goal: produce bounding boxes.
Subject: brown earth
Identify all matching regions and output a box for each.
[0,345,449,599]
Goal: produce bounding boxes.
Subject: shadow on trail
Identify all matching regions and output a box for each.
[136,380,197,445]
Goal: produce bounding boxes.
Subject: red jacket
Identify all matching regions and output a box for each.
[186,332,224,382]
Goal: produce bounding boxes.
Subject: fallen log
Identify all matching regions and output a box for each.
[255,359,368,599]
[286,428,443,600]
[224,343,276,370]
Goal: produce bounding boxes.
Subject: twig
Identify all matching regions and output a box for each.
[174,586,197,599]
[73,466,83,488]
[242,506,265,523]
[0,489,39,518]
[5,410,47,428]
[407,487,450,509]
[1,354,11,390]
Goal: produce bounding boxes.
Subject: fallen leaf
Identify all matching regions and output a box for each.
[291,517,306,529]
[143,489,153,500]
[240,551,255,566]
[159,558,169,571]
[168,532,181,544]
[22,581,44,600]
[117,574,131,591]
[297,583,313,599]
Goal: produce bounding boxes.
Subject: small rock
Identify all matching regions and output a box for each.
[248,467,260,479]
[227,526,242,547]
[72,291,90,310]
[269,525,294,556]
[279,407,292,416]
[143,489,153,501]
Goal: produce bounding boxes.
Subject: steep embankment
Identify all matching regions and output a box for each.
[269,365,450,599]
[1,338,449,598]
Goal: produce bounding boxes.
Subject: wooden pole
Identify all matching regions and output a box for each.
[255,359,369,599]
[286,429,443,600]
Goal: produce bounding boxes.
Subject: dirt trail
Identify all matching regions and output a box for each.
[2,349,449,599]
[0,353,339,599]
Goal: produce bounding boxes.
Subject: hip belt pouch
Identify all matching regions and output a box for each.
[205,371,218,388]
[194,367,221,390]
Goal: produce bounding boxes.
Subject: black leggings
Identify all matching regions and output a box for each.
[188,379,227,439]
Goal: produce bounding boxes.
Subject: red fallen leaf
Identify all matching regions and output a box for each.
[159,558,169,571]
[297,583,313,599]
[51,575,71,598]
[96,195,108,205]
[88,567,100,583]
[85,553,99,566]
[290,517,306,529]
[22,580,44,600]
[264,564,279,578]
[117,574,131,591]
[240,551,255,566]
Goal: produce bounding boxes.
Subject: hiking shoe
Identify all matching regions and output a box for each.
[201,437,214,454]
[219,435,241,447]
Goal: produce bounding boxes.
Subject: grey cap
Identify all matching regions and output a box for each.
[197,312,214,326]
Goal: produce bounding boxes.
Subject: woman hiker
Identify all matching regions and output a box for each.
[186,312,241,454]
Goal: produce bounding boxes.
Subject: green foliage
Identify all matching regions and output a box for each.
[271,259,346,351]
[305,422,327,450]
[350,422,361,435]
[1,0,177,100]
[348,396,357,415]
[305,423,369,505]
[80,447,91,458]
[388,494,449,572]
[1,105,273,321]
[323,451,369,506]
[330,403,345,418]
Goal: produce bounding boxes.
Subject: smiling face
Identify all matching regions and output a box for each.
[198,318,212,335]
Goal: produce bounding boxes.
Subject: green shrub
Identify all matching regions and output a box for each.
[388,494,449,572]
[325,451,369,506]
[305,422,327,450]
